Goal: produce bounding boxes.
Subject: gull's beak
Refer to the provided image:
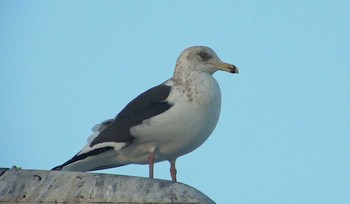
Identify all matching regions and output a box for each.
[216,62,239,74]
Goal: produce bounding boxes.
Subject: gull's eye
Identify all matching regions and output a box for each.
[199,52,210,60]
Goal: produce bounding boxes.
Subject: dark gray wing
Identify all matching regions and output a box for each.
[52,83,173,171]
[89,83,173,147]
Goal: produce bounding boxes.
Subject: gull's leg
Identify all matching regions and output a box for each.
[149,150,155,179]
[170,159,177,182]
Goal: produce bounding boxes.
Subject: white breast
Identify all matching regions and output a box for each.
[121,73,221,164]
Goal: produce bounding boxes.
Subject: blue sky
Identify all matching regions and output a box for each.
[1,1,349,203]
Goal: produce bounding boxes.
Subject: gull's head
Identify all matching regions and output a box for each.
[175,46,238,75]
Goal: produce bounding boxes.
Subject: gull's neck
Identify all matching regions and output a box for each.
[172,63,213,85]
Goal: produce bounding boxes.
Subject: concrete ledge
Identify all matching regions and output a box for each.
[0,168,215,204]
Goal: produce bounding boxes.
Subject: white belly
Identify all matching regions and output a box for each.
[116,75,222,164]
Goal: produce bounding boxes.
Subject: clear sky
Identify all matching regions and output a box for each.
[1,1,349,203]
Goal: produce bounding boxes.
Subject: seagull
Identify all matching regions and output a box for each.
[52,46,238,182]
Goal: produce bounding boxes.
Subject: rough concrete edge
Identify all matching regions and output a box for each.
[0,167,216,204]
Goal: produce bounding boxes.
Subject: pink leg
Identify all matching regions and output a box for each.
[170,159,177,182]
[149,151,155,179]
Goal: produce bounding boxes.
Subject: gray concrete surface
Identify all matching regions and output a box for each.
[0,168,215,203]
